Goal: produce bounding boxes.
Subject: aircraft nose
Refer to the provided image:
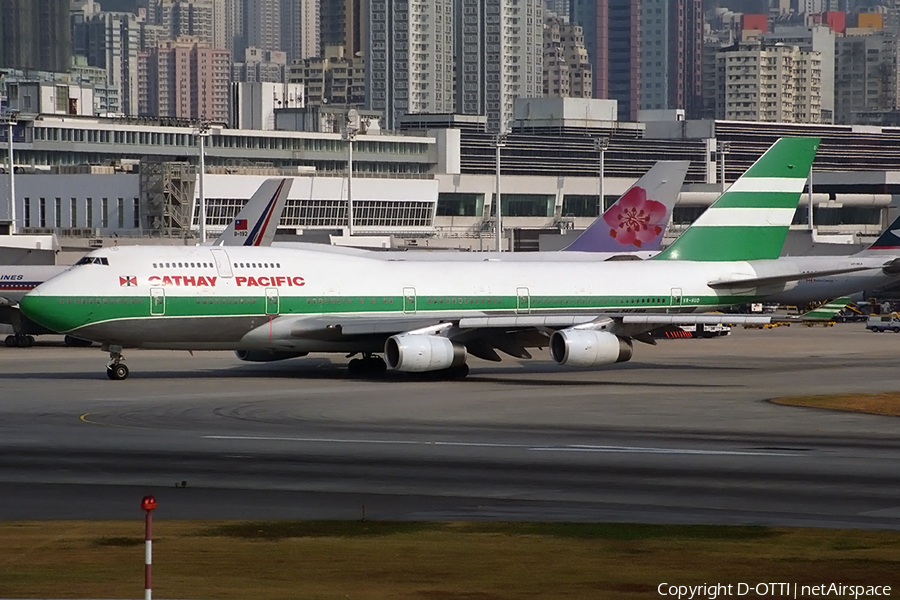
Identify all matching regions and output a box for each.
[19,285,83,333]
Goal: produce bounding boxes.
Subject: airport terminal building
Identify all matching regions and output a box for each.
[1,98,900,252]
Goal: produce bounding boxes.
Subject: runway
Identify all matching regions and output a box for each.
[2,325,900,528]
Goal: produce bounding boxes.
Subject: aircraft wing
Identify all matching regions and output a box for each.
[242,311,772,347]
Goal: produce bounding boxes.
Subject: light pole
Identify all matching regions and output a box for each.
[342,109,360,237]
[493,132,507,252]
[718,140,731,193]
[807,167,814,231]
[194,122,211,243]
[594,136,610,214]
[1,109,18,235]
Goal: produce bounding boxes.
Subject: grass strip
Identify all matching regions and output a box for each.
[1,521,899,599]
[771,393,900,417]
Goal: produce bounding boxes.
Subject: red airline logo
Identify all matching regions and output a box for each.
[119,276,137,287]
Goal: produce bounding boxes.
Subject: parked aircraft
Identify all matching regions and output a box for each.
[270,160,691,261]
[757,217,900,306]
[25,137,872,381]
[0,177,293,347]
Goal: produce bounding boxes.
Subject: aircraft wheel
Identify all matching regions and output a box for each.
[348,358,363,375]
[107,364,129,381]
[24,335,34,347]
[366,356,387,375]
[5,335,17,348]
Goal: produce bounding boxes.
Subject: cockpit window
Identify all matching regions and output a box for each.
[74,256,109,266]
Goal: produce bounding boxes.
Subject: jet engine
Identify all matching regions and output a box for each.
[234,350,308,362]
[384,334,467,372]
[549,329,633,368]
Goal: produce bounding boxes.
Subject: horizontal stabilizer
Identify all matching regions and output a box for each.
[707,265,875,290]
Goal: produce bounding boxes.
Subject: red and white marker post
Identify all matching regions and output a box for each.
[141,495,158,600]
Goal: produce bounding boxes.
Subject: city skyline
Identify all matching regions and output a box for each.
[1,0,900,128]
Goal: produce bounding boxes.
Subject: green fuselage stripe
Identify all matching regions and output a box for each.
[26,292,762,334]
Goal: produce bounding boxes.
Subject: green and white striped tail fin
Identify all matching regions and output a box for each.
[655,137,820,262]
[800,296,851,321]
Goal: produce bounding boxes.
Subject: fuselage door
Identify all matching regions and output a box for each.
[403,287,416,314]
[516,287,530,314]
[669,287,683,313]
[265,287,279,315]
[210,248,233,278]
[150,287,165,316]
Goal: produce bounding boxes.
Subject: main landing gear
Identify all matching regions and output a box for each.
[5,334,35,348]
[347,353,388,377]
[106,348,129,380]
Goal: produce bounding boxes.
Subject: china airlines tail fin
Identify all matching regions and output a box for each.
[562,161,690,252]
[214,178,293,247]
[654,137,820,262]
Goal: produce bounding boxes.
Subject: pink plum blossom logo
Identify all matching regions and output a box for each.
[602,186,666,248]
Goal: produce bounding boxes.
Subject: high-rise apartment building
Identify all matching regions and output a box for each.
[138,37,231,123]
[762,24,836,122]
[224,0,245,56]
[0,0,71,73]
[545,0,569,19]
[701,30,734,119]
[320,0,363,57]
[834,30,899,124]
[543,13,592,98]
[72,11,147,116]
[638,0,703,117]
[246,0,281,53]
[715,43,822,123]
[366,0,456,130]
[157,0,218,47]
[288,45,365,107]
[454,0,544,132]
[571,0,641,121]
[232,47,287,82]
[281,0,320,62]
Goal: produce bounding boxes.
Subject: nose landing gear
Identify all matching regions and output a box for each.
[106,349,129,380]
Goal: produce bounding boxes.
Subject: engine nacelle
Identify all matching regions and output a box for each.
[384,334,467,372]
[234,350,308,362]
[549,329,633,368]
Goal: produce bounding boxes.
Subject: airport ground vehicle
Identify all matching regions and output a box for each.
[866,314,900,332]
